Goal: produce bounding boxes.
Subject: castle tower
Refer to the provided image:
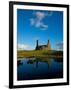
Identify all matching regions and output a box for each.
[36,40,39,50]
[36,40,38,47]
[47,40,51,50]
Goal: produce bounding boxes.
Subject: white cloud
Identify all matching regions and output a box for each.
[56,41,63,51]
[56,41,63,46]
[30,11,52,30]
[30,18,35,25]
[40,22,48,30]
[17,44,33,50]
[35,12,46,21]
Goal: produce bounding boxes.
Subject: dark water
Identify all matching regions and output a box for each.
[17,57,63,80]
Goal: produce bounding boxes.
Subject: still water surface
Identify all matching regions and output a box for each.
[17,57,63,80]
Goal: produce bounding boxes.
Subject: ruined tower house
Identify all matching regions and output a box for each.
[35,40,51,50]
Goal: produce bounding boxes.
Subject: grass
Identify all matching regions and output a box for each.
[17,50,63,58]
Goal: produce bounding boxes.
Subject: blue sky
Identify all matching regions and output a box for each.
[17,9,63,50]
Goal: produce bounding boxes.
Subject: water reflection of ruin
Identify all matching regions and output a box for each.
[17,60,23,66]
[27,57,53,69]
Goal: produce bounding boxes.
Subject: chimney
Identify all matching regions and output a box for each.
[47,40,51,50]
[36,40,38,47]
[36,40,39,50]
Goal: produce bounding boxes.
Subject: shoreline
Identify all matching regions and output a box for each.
[17,55,63,59]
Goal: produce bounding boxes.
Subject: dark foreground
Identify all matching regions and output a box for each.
[17,57,63,80]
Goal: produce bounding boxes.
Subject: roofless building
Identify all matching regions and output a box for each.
[35,40,51,50]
